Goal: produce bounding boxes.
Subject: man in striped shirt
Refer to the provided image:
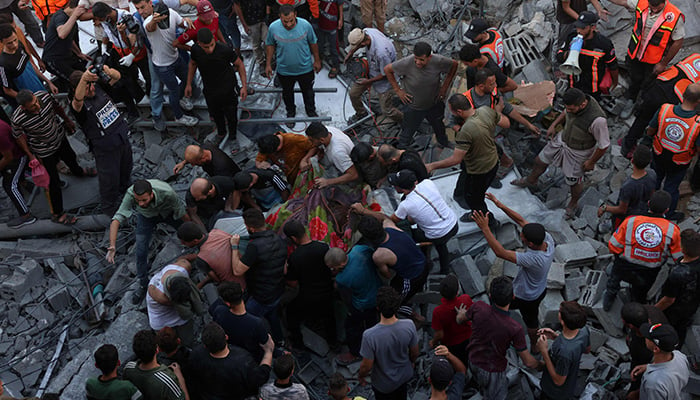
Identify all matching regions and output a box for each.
[12,89,93,225]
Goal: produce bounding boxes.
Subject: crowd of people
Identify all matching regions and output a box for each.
[0,0,698,398]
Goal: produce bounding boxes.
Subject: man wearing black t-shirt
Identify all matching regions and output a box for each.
[656,229,700,347]
[186,175,236,228]
[283,220,335,348]
[459,44,517,93]
[237,0,267,69]
[42,0,90,90]
[232,168,289,210]
[173,143,241,177]
[185,28,247,146]
[377,143,428,181]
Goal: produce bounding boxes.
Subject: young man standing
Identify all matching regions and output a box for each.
[633,323,689,399]
[86,344,142,400]
[185,28,246,146]
[0,24,58,99]
[42,0,90,89]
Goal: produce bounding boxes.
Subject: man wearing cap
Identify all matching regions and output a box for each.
[556,11,618,100]
[385,41,458,149]
[173,0,225,51]
[458,44,518,93]
[345,27,402,125]
[465,18,505,70]
[351,169,458,274]
[429,345,467,400]
[556,0,609,46]
[632,323,689,399]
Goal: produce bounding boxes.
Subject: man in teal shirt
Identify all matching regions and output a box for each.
[265,4,321,123]
[105,179,190,304]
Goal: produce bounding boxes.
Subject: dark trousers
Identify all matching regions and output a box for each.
[627,58,656,101]
[287,296,336,345]
[391,261,430,316]
[463,162,499,213]
[278,70,316,116]
[345,305,378,356]
[40,136,85,215]
[1,154,29,216]
[651,157,687,215]
[606,258,660,303]
[373,382,407,400]
[135,214,182,287]
[622,82,677,154]
[205,92,238,138]
[44,57,86,92]
[398,101,447,148]
[447,339,469,366]
[666,310,692,348]
[93,139,133,216]
[413,223,458,274]
[510,290,547,329]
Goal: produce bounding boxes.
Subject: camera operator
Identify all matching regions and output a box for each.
[69,66,133,216]
[91,1,148,121]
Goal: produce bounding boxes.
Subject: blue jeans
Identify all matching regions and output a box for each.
[247,296,283,342]
[153,56,188,118]
[218,13,241,49]
[135,214,182,287]
[651,157,687,215]
[148,57,163,119]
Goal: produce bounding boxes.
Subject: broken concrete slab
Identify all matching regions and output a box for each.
[588,326,608,353]
[144,143,165,164]
[301,325,330,357]
[546,262,565,289]
[538,290,564,327]
[496,223,521,250]
[554,241,597,268]
[592,297,624,338]
[450,255,486,297]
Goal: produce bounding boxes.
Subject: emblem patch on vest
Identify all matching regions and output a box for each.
[664,123,684,142]
[664,12,674,21]
[634,223,663,248]
[693,59,700,74]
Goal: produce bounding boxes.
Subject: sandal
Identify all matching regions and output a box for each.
[510,178,536,189]
[82,167,98,177]
[52,213,78,226]
[328,67,338,79]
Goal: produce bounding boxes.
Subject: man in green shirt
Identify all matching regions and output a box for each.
[105,179,190,304]
[426,93,509,223]
[86,344,143,400]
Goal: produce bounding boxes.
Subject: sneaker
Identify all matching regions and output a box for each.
[131,285,147,305]
[7,214,37,228]
[179,97,194,111]
[153,116,166,132]
[347,112,368,125]
[176,115,198,127]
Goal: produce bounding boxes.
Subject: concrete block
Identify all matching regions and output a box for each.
[687,370,700,395]
[546,262,565,289]
[496,223,521,250]
[571,217,587,230]
[592,296,624,337]
[605,336,630,360]
[474,248,496,276]
[450,255,486,297]
[578,187,604,208]
[522,59,549,83]
[144,143,165,164]
[587,361,620,384]
[588,326,608,352]
[297,360,322,385]
[554,241,597,268]
[579,270,608,307]
[0,272,31,302]
[301,325,329,356]
[143,130,162,149]
[579,353,597,370]
[538,290,564,327]
[580,205,599,230]
[545,186,568,209]
[13,349,46,387]
[564,284,581,301]
[46,283,71,311]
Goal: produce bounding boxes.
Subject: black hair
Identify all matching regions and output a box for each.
[218,281,244,304]
[474,68,495,86]
[559,301,587,330]
[243,208,266,229]
[156,326,180,354]
[440,274,459,300]
[16,89,34,106]
[177,221,205,243]
[357,215,386,246]
[681,229,700,258]
[94,344,119,375]
[621,302,648,328]
[413,41,432,57]
[0,23,13,41]
[448,93,472,112]
[631,144,652,169]
[91,2,113,19]
[133,179,152,196]
[279,4,295,15]
[459,44,481,62]
[489,276,513,307]
[376,286,402,318]
[132,330,158,363]
[521,223,545,245]
[283,220,306,240]
[350,142,373,164]
[233,171,254,191]
[257,134,281,154]
[201,322,227,353]
[328,372,347,398]
[306,122,329,139]
[168,276,191,303]
[197,27,213,44]
[648,190,671,214]
[562,88,586,106]
[273,353,295,380]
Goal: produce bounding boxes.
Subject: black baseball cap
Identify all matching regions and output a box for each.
[465,18,489,40]
[574,11,599,28]
[640,323,679,352]
[430,356,455,389]
[387,169,417,190]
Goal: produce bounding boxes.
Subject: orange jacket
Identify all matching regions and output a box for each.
[31,0,68,20]
[609,214,682,268]
[278,0,319,18]
[627,0,684,64]
[652,103,700,165]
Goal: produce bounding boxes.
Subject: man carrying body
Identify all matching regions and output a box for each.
[345,27,402,124]
[185,176,236,228]
[172,143,241,177]
[377,143,428,181]
[232,168,289,210]
[385,41,457,149]
[106,179,190,304]
[265,4,321,123]
[306,122,359,188]
[255,131,315,183]
[511,88,609,218]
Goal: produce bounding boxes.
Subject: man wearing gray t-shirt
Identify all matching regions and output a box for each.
[472,193,554,349]
[385,41,457,149]
[359,287,419,399]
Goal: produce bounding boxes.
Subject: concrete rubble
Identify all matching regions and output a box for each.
[0,0,697,398]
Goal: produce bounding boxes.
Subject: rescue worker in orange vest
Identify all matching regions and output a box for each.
[608,0,685,116]
[556,11,619,100]
[639,82,700,220]
[621,53,700,159]
[465,18,505,71]
[604,190,683,311]
[24,0,68,29]
[459,43,518,93]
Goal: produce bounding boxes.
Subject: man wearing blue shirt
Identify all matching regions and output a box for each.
[265,4,321,122]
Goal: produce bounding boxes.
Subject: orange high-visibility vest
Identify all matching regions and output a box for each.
[652,103,700,165]
[462,87,497,109]
[627,0,683,64]
[480,28,505,69]
[657,53,700,99]
[31,0,68,20]
[609,214,682,268]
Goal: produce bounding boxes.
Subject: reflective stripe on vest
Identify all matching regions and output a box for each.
[627,0,683,64]
[480,28,505,68]
[579,48,606,92]
[611,215,681,268]
[30,0,67,20]
[653,103,700,164]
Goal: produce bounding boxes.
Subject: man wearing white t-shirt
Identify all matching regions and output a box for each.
[134,0,198,126]
[305,122,359,188]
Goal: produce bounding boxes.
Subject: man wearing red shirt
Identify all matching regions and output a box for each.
[173,0,225,51]
[429,274,472,364]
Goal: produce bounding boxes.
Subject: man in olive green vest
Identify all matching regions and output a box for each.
[511,88,609,218]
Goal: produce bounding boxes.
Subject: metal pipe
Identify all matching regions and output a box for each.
[247,87,338,94]
[35,325,68,399]
[239,116,332,125]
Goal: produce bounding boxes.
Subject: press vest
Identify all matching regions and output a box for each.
[31,0,68,20]
[627,0,683,64]
[81,86,129,147]
[609,215,682,268]
[652,104,700,165]
[657,53,700,100]
[480,28,505,69]
[561,96,606,150]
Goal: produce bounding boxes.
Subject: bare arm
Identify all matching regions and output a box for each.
[57,7,85,39]
[560,0,579,20]
[0,148,13,170]
[148,284,171,305]
[655,296,675,311]
[472,211,517,263]
[235,56,247,100]
[14,134,35,160]
[409,344,420,363]
[518,349,543,370]
[229,235,250,276]
[657,39,683,73]
[425,148,466,173]
[438,60,458,99]
[607,0,633,9]
[358,358,373,382]
[499,77,518,93]
[184,59,197,97]
[537,337,566,385]
[315,165,359,187]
